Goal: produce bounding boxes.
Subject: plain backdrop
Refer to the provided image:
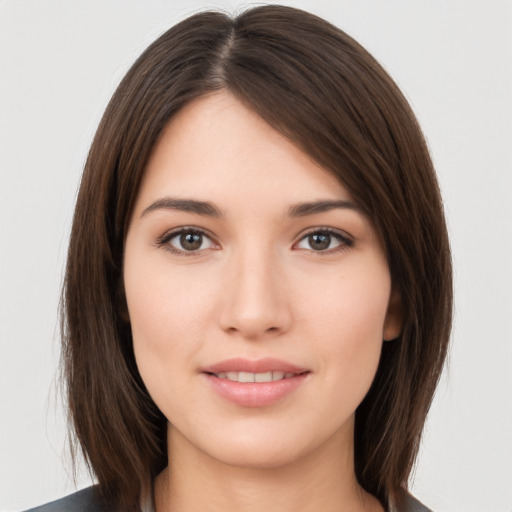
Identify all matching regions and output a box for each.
[1,1,511,511]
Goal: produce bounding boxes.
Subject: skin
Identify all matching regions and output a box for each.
[124,91,401,512]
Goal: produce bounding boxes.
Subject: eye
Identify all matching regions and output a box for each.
[295,229,353,252]
[158,228,217,254]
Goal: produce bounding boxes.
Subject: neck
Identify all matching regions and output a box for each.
[154,423,383,512]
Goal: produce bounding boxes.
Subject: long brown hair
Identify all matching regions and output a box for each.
[62,5,452,510]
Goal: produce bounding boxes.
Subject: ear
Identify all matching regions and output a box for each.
[383,286,402,341]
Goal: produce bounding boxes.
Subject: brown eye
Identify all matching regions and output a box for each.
[295,229,353,252]
[164,229,215,253]
[308,233,331,251]
[180,232,203,251]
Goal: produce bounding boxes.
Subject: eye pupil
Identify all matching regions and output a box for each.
[180,232,202,250]
[309,233,330,250]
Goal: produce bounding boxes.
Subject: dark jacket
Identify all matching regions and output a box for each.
[24,485,432,512]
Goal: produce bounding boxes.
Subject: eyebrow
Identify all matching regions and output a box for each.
[141,198,223,218]
[140,197,359,219]
[288,200,360,217]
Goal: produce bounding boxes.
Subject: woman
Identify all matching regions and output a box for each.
[28,5,452,512]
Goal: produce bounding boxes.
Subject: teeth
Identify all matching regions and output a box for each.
[255,371,272,382]
[239,371,254,383]
[215,371,294,382]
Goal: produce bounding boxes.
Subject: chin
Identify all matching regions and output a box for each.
[210,442,310,470]
[185,419,348,472]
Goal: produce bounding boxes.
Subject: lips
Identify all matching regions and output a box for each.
[214,371,297,382]
[201,357,308,375]
[201,358,310,407]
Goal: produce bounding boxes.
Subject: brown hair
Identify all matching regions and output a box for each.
[63,5,452,511]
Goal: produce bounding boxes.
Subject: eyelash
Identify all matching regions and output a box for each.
[156,226,354,256]
[294,227,354,254]
[156,226,218,256]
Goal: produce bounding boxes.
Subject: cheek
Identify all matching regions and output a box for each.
[124,249,216,347]
[300,260,391,387]
[123,256,214,411]
[303,260,391,338]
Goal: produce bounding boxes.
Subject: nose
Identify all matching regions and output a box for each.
[218,246,292,340]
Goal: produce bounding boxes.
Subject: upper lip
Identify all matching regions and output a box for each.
[201,357,309,375]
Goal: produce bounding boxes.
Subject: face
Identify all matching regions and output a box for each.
[124,91,401,470]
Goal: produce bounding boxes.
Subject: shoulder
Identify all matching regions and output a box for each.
[23,486,108,512]
[390,490,433,512]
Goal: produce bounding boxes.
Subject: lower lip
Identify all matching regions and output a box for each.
[203,373,309,408]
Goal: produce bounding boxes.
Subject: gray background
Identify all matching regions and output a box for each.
[1,1,511,511]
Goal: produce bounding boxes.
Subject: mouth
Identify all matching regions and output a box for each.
[201,358,310,407]
[201,357,309,379]
[208,370,308,383]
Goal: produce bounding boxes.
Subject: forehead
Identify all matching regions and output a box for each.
[135,91,352,213]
